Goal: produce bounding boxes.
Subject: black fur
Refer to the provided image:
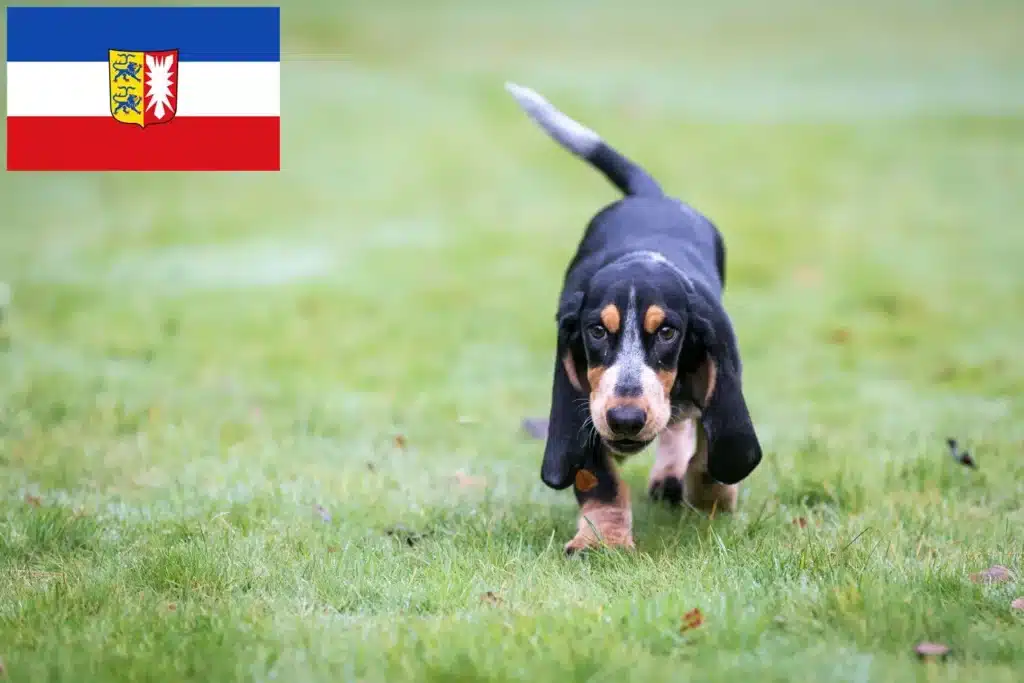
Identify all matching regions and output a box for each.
[538,130,762,491]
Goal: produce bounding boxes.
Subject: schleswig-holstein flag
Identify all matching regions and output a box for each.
[6,6,281,171]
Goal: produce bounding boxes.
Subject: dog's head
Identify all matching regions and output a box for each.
[541,252,761,490]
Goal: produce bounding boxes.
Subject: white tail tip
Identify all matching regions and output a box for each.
[504,81,601,157]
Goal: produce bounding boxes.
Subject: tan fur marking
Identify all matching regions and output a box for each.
[643,305,666,334]
[586,366,606,393]
[600,304,621,334]
[565,457,634,553]
[562,353,584,392]
[691,355,717,407]
[683,421,739,513]
[657,369,677,398]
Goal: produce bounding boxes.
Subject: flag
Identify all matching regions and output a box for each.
[6,6,281,172]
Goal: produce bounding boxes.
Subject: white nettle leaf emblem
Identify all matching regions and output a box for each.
[145,53,176,120]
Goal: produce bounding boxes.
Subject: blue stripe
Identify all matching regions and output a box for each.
[7,6,280,62]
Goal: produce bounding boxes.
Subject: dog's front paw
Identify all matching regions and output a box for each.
[648,475,684,506]
[564,528,635,556]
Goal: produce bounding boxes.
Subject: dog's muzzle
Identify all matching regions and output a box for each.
[605,405,651,454]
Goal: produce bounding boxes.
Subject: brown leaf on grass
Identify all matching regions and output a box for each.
[167,603,177,612]
[24,494,41,507]
[327,546,338,554]
[792,517,808,529]
[314,504,332,523]
[480,591,504,606]
[454,470,486,488]
[1011,598,1024,610]
[828,328,851,345]
[914,642,950,659]
[393,434,407,449]
[970,565,1012,584]
[575,469,598,492]
[680,608,704,633]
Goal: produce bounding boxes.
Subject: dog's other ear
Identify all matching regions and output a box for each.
[541,291,594,489]
[681,287,762,485]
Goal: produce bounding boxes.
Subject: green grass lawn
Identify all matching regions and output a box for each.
[2,0,1023,680]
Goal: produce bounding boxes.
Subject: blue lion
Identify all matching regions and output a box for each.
[112,53,142,82]
[112,86,142,116]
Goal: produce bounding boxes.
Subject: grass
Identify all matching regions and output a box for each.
[2,0,1024,680]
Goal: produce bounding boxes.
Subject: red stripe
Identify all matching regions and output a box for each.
[6,116,280,171]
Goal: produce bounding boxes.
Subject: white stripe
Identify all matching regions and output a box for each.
[6,61,279,117]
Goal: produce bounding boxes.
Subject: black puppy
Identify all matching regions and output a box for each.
[506,83,762,553]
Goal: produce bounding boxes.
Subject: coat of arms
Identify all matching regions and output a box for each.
[108,49,179,127]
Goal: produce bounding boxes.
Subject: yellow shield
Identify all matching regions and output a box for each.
[108,50,146,127]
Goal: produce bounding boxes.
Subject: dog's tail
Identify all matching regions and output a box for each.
[504,82,663,198]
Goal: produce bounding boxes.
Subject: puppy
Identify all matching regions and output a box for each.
[506,83,763,554]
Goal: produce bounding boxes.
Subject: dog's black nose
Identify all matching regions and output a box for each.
[606,405,646,436]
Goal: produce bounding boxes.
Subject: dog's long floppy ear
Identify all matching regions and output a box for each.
[679,285,762,485]
[540,291,596,490]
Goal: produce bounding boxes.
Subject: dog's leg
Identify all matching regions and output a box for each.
[648,418,698,505]
[683,422,738,514]
[565,448,634,554]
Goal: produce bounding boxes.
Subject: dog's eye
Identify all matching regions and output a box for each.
[657,326,678,343]
[587,325,607,341]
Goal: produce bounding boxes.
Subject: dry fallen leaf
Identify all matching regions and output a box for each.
[680,608,704,633]
[454,470,486,488]
[24,494,41,507]
[1010,597,1024,610]
[314,504,332,523]
[828,328,851,345]
[914,642,950,659]
[167,603,177,612]
[480,591,504,606]
[575,469,598,492]
[393,434,407,449]
[970,565,1011,584]
[792,517,808,529]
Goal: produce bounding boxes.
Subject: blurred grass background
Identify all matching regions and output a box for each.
[1,0,1023,681]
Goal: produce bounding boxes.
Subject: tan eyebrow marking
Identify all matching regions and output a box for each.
[644,305,666,334]
[600,304,620,333]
